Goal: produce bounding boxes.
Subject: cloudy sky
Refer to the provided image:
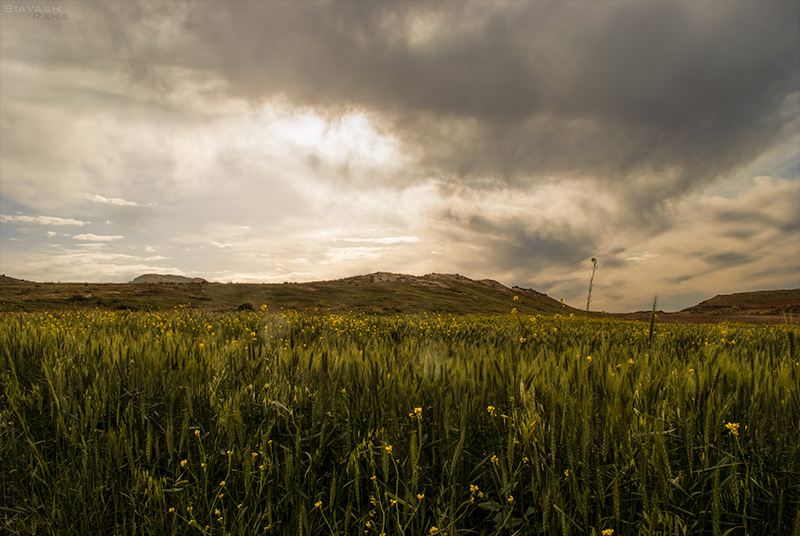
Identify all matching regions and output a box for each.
[1,1,798,312]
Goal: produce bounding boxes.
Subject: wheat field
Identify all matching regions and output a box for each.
[1,308,798,535]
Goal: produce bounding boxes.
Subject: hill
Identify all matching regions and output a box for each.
[0,272,577,315]
[1,273,796,322]
[612,288,800,324]
[130,274,208,284]
[679,289,800,317]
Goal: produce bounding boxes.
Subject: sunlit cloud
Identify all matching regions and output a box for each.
[85,194,147,207]
[1,214,89,226]
[73,234,124,242]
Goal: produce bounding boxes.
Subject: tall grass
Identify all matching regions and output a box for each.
[1,309,798,535]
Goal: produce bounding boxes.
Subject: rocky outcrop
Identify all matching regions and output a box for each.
[130,274,207,284]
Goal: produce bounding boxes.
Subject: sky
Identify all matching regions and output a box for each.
[1,1,798,313]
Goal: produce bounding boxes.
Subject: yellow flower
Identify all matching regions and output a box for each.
[725,422,740,437]
[417,493,425,500]
[507,495,514,503]
[491,454,499,465]
[315,501,322,509]
[186,506,193,513]
[628,359,635,365]
[586,356,592,363]
[168,507,175,513]
[385,445,393,453]
[214,509,221,516]
[513,295,519,301]
[414,407,423,418]
[470,484,479,493]
[487,405,496,417]
[220,480,226,487]
[180,459,188,467]
[689,368,695,375]
[602,530,615,536]
[511,308,518,314]
[194,430,200,437]
[429,527,439,534]
[564,469,571,477]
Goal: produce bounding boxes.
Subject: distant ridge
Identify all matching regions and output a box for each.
[1,272,797,322]
[680,289,800,316]
[130,274,208,284]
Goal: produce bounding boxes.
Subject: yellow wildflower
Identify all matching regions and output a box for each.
[725,422,740,437]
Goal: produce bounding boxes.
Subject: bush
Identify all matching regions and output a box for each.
[237,302,254,312]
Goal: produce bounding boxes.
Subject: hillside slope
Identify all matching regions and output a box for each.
[680,289,800,316]
[0,272,576,315]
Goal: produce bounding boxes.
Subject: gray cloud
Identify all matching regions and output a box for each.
[19,2,794,195]
[1,1,797,311]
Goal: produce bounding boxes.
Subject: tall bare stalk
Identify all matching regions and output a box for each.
[586,258,597,311]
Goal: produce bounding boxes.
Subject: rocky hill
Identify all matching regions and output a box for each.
[680,289,800,316]
[130,274,208,284]
[0,272,574,315]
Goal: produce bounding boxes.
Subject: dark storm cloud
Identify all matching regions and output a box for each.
[36,1,797,205]
[437,207,595,273]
